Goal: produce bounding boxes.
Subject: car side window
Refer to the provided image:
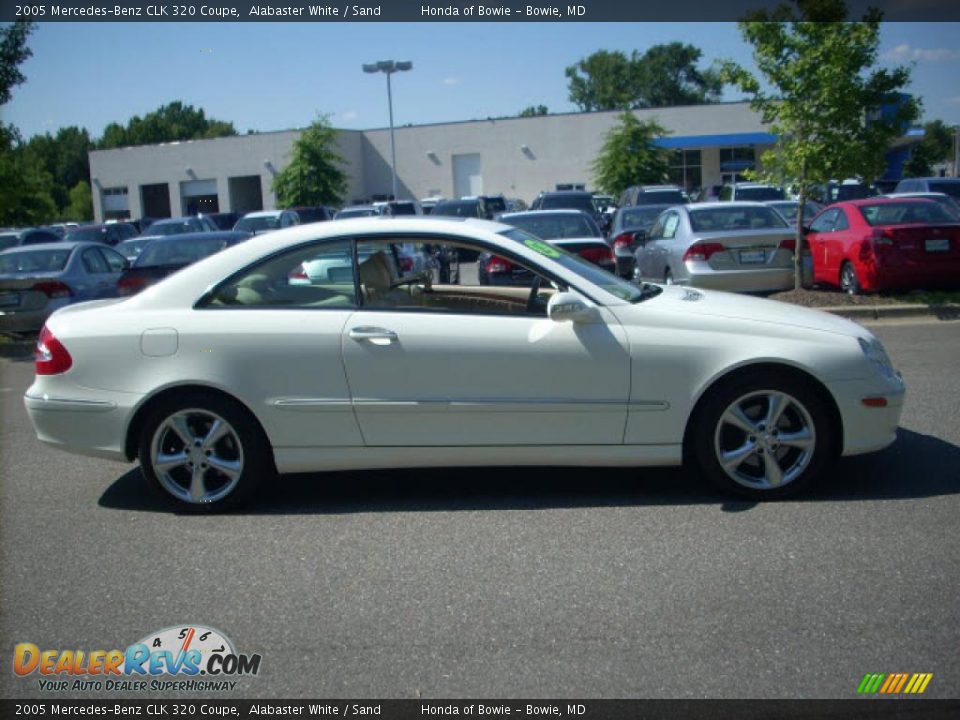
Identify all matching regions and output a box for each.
[661,213,680,239]
[81,248,110,274]
[809,208,838,233]
[356,237,552,317]
[648,216,666,240]
[200,239,358,309]
[834,209,850,231]
[98,247,127,272]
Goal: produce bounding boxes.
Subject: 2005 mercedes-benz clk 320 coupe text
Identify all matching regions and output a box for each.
[25,217,905,510]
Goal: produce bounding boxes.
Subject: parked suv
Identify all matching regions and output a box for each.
[718,183,786,202]
[619,185,686,207]
[894,177,960,201]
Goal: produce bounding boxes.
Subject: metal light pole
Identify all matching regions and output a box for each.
[363,60,413,200]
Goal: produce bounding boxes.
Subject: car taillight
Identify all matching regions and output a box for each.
[287,264,308,280]
[612,233,634,250]
[579,246,615,267]
[398,257,414,273]
[870,229,895,246]
[117,275,149,296]
[485,256,514,274]
[778,238,797,252]
[683,243,725,262]
[35,325,72,375]
[32,280,73,299]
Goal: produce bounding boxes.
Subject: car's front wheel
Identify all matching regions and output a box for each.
[139,392,272,511]
[690,372,836,499]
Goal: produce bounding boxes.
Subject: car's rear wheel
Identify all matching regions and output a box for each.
[840,261,862,295]
[690,372,835,499]
[139,393,271,511]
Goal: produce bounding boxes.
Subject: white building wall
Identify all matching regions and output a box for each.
[88,103,773,219]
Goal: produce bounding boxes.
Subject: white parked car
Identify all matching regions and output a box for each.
[25,218,905,511]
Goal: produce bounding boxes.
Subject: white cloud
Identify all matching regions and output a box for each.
[946,96,960,106]
[341,111,359,121]
[883,43,960,62]
[442,77,461,86]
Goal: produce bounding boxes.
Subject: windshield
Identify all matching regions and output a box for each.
[335,208,377,219]
[637,190,685,205]
[859,202,956,226]
[147,219,205,236]
[620,207,669,229]
[0,248,71,274]
[65,227,106,243]
[135,237,230,267]
[235,215,280,232]
[736,186,785,201]
[499,228,647,303]
[502,213,601,239]
[432,201,479,217]
[539,194,595,213]
[689,206,788,232]
[769,201,821,222]
[116,239,151,259]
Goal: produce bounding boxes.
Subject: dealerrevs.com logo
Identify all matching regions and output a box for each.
[13,625,261,692]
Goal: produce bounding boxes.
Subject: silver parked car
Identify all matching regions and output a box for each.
[633,203,798,293]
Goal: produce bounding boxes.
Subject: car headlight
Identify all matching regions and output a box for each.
[858,336,898,381]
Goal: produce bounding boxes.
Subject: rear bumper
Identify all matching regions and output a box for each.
[864,261,960,292]
[24,386,140,462]
[0,308,55,334]
[685,264,796,293]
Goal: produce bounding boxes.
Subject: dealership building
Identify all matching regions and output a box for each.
[87,101,915,222]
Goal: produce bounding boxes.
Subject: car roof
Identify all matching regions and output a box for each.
[136,230,250,243]
[687,201,773,209]
[842,197,939,207]
[500,209,592,218]
[240,210,285,218]
[0,240,97,254]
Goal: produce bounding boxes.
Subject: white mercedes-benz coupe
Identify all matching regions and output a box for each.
[25,217,904,510]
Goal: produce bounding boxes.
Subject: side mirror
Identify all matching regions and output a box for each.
[633,229,649,246]
[547,291,599,324]
[801,225,811,235]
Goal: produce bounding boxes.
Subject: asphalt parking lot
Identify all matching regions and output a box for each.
[1,319,958,700]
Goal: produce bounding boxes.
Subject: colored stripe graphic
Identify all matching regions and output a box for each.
[858,674,886,694]
[857,673,932,694]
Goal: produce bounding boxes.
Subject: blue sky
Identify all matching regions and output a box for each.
[2,21,959,140]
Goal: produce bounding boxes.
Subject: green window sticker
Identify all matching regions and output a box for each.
[524,239,562,259]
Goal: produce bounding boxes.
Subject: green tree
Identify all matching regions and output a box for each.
[64,180,93,221]
[592,113,670,198]
[903,119,954,177]
[566,50,637,112]
[272,116,348,207]
[721,0,917,289]
[1,20,34,105]
[0,127,57,226]
[566,43,724,112]
[98,101,237,149]
[25,126,93,213]
[519,105,549,117]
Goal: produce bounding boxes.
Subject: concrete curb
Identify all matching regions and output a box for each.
[819,303,960,322]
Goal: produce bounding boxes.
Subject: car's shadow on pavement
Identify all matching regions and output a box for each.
[98,428,960,515]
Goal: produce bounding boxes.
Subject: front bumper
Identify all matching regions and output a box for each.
[826,374,906,456]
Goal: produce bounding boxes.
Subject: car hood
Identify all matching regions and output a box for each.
[634,284,864,337]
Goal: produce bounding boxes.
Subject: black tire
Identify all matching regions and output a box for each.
[688,370,836,500]
[138,391,274,512]
[840,261,862,295]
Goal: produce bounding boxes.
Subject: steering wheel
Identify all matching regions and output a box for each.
[526,276,542,314]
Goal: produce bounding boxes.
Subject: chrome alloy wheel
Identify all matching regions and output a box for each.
[712,390,816,491]
[150,408,245,504]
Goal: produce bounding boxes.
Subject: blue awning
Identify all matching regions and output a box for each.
[654,132,779,149]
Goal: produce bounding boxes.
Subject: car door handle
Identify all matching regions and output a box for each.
[349,327,398,342]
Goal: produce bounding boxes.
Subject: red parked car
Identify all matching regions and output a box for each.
[805,198,960,294]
